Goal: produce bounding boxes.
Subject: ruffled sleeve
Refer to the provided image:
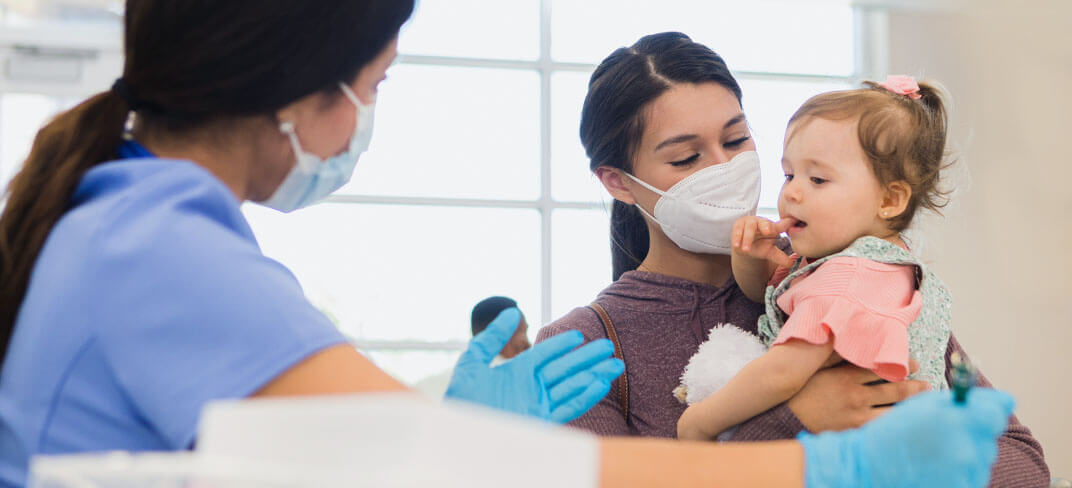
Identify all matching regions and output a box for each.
[770,257,922,382]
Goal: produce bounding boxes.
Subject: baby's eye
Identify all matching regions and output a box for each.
[784,174,794,182]
[810,177,828,185]
[670,154,700,167]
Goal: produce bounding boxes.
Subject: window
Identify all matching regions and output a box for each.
[0,1,885,388]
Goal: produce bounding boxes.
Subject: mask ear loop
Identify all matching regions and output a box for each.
[279,83,373,174]
[338,82,365,107]
[278,120,317,171]
[623,171,668,197]
[338,82,376,151]
[621,172,669,228]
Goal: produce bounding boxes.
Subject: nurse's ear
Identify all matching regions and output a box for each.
[595,166,638,205]
[273,92,319,133]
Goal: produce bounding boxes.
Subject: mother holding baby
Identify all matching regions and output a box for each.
[535,31,1048,486]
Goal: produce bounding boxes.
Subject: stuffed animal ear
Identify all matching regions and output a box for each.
[678,324,768,405]
[672,385,688,404]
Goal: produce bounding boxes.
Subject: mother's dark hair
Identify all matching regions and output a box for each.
[0,0,415,369]
[579,32,742,280]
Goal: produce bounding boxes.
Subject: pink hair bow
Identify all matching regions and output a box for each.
[878,75,921,99]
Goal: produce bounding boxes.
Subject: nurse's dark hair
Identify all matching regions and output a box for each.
[579,32,742,280]
[0,0,414,369]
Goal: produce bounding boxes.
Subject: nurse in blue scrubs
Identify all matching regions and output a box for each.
[0,2,1018,488]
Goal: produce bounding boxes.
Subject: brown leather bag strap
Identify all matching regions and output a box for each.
[587,302,629,424]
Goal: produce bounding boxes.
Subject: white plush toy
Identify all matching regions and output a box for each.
[673,324,768,405]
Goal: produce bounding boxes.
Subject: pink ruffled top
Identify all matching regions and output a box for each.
[769,255,922,382]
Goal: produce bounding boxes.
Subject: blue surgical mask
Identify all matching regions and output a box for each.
[261,82,375,212]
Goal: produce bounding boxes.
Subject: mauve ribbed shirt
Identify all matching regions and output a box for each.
[536,270,1049,487]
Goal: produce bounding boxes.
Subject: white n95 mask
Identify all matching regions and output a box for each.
[262,82,376,213]
[626,150,761,254]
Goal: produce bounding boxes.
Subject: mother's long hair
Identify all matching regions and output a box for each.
[578,32,743,280]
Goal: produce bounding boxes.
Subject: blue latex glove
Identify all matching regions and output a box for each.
[445,307,625,423]
[799,388,1015,488]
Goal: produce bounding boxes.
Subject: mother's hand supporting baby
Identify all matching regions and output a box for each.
[788,359,928,432]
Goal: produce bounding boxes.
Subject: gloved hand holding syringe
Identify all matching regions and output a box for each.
[798,350,1012,488]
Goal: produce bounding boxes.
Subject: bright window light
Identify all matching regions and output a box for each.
[241,203,542,343]
[551,0,854,76]
[341,64,541,201]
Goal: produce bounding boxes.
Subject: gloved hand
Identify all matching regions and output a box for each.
[445,307,624,423]
[798,388,1015,488]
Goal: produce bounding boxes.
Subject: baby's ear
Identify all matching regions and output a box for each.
[879,181,912,220]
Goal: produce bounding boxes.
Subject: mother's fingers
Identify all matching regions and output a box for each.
[867,379,929,407]
[819,362,883,385]
[862,405,893,424]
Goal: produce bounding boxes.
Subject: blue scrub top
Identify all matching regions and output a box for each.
[0,143,347,487]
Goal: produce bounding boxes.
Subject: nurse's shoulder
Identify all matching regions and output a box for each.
[30,154,270,328]
[68,155,255,249]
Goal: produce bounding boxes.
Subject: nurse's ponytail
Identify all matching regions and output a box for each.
[579,32,743,280]
[0,90,129,363]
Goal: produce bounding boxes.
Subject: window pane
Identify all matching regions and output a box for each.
[551,0,854,76]
[0,93,62,188]
[551,207,612,322]
[550,71,606,203]
[398,0,539,60]
[343,64,540,200]
[737,79,853,209]
[242,203,542,342]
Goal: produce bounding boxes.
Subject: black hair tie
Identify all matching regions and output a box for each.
[111,78,147,111]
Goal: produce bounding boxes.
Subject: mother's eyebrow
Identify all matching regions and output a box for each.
[654,134,698,152]
[723,113,746,129]
[653,114,748,152]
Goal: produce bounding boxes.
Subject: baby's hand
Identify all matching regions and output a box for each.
[732,216,795,267]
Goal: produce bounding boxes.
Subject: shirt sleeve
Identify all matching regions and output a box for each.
[771,257,921,383]
[88,185,347,449]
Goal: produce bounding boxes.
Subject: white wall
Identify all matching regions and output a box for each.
[888,1,1071,478]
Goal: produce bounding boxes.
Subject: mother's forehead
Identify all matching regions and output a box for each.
[641,98,746,153]
[645,83,742,123]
